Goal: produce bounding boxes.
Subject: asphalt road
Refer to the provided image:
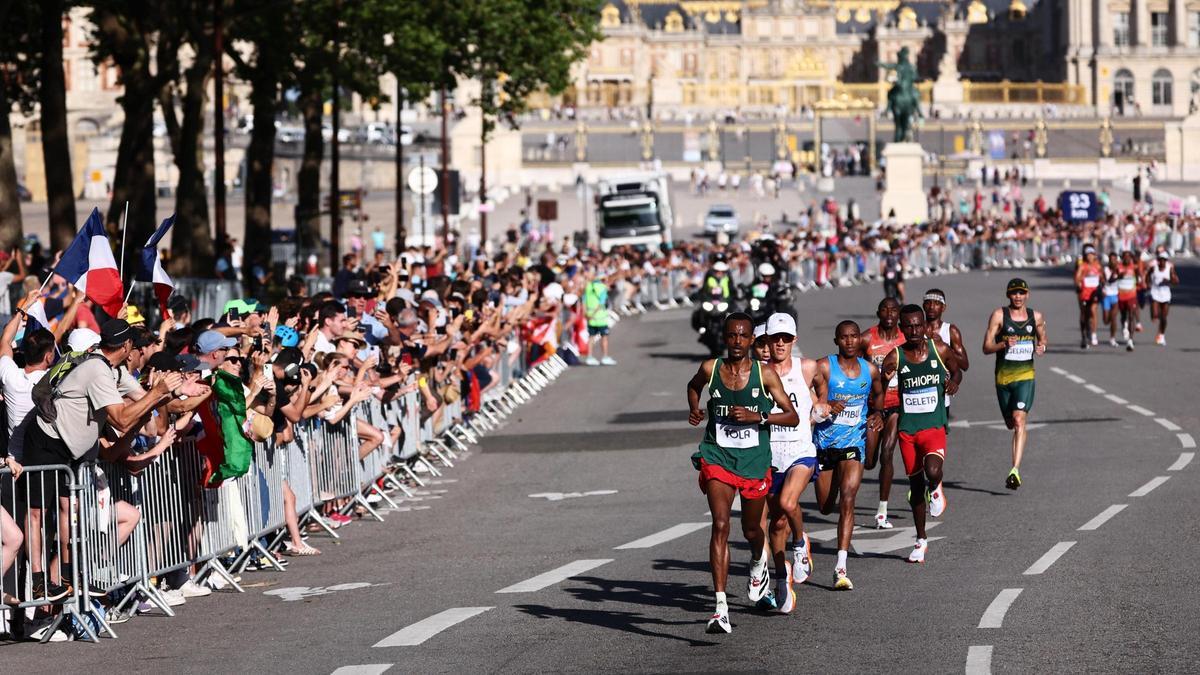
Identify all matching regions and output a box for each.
[3,262,1198,673]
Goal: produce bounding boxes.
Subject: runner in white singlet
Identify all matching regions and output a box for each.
[923,289,970,422]
[1146,250,1179,346]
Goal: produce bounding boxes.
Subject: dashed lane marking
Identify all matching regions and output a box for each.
[1168,453,1194,471]
[1066,374,1086,384]
[1126,404,1155,417]
[1023,542,1076,575]
[1078,504,1127,531]
[1104,394,1129,405]
[1155,418,1183,432]
[1129,476,1170,497]
[1084,384,1106,394]
[965,646,994,675]
[373,607,494,647]
[615,522,710,550]
[495,559,613,594]
[1050,367,1069,375]
[978,588,1023,629]
[1179,433,1196,449]
[331,665,393,675]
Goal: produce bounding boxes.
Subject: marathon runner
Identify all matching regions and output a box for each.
[861,298,904,529]
[922,289,970,421]
[1101,252,1121,347]
[880,305,960,563]
[1074,244,1103,349]
[686,312,800,634]
[754,323,771,362]
[1115,250,1140,351]
[981,278,1047,490]
[813,320,884,590]
[1146,249,1179,346]
[762,313,823,613]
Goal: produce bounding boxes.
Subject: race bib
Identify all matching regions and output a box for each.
[1005,340,1034,361]
[902,387,939,414]
[833,404,863,426]
[1083,275,1100,289]
[717,421,760,449]
[1118,277,1136,291]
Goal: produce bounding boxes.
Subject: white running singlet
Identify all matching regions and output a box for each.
[770,361,817,470]
[1150,263,1173,304]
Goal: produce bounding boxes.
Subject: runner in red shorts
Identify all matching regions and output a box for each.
[879,304,960,564]
[687,312,799,634]
[860,297,905,529]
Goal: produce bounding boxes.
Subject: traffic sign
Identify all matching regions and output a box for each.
[407,166,438,195]
[1059,190,1097,222]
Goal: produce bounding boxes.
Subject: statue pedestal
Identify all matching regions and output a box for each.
[1165,113,1200,181]
[880,142,928,224]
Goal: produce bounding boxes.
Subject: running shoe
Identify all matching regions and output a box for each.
[874,513,894,529]
[1155,334,1165,346]
[179,580,212,598]
[106,606,136,625]
[1126,340,1135,352]
[791,534,812,584]
[778,563,797,614]
[585,357,599,366]
[1080,337,1088,350]
[1006,467,1022,490]
[746,558,771,603]
[600,356,617,366]
[31,580,72,603]
[755,590,778,611]
[1136,322,1143,333]
[907,539,928,564]
[928,484,947,518]
[1091,333,1098,346]
[833,567,854,590]
[1123,326,1130,341]
[706,608,732,634]
[1109,338,1119,348]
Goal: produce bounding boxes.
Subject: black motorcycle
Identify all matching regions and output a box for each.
[691,286,731,356]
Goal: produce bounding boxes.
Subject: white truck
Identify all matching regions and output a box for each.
[594,172,674,252]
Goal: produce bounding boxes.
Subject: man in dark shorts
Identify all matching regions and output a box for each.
[687,312,799,634]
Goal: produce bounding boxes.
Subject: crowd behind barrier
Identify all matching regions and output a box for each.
[1,177,1195,643]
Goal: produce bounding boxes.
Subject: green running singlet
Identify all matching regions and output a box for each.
[691,358,773,480]
[896,339,949,434]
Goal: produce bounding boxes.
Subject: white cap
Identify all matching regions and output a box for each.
[712,261,730,272]
[758,262,776,276]
[394,288,416,305]
[67,328,101,352]
[562,292,578,307]
[766,312,796,337]
[543,282,564,302]
[754,323,767,338]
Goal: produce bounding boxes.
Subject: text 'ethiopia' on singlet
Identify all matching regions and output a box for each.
[995,307,1036,386]
[897,339,949,434]
[814,355,871,451]
[691,358,773,480]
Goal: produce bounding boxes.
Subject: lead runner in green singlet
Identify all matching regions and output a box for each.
[687,312,799,635]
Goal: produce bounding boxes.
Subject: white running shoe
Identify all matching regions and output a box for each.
[907,539,928,564]
[1122,326,1131,341]
[874,513,894,529]
[179,580,212,598]
[160,588,187,606]
[778,563,797,614]
[600,356,617,366]
[585,357,599,366]
[706,607,732,634]
[833,567,853,591]
[746,558,771,602]
[1090,333,1098,346]
[928,484,947,518]
[791,535,812,584]
[1109,338,1119,348]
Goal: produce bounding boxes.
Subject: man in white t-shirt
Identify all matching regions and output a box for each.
[313,300,347,355]
[0,249,28,321]
[0,312,56,460]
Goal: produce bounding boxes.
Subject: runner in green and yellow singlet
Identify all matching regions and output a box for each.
[686,312,799,635]
[982,278,1047,491]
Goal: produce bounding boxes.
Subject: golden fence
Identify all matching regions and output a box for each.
[961,80,1086,104]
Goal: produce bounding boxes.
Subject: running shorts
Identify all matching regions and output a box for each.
[697,458,771,500]
[899,427,947,476]
[1118,297,1137,312]
[996,379,1036,417]
[1102,294,1118,312]
[1078,288,1100,305]
[587,325,610,337]
[768,457,819,496]
[881,405,901,418]
[1137,289,1147,307]
[1150,287,1171,304]
[816,446,865,472]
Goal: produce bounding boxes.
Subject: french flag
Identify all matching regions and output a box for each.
[136,214,176,317]
[54,208,125,318]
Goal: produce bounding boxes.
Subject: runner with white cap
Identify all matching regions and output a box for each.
[1146,249,1179,346]
[753,323,771,362]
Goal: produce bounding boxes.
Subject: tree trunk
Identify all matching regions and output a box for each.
[106,83,157,276]
[0,76,24,252]
[296,88,324,254]
[243,79,278,283]
[169,51,215,276]
[38,0,77,252]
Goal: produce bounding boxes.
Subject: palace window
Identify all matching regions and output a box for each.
[1113,68,1135,106]
[1151,12,1169,47]
[1188,11,1200,47]
[1152,68,1173,106]
[1113,12,1130,47]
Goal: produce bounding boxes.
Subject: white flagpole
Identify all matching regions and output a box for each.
[118,200,129,283]
[125,280,137,303]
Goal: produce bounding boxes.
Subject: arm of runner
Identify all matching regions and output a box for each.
[981,308,1006,355]
[686,359,714,426]
[949,324,970,371]
[1033,310,1048,356]
[801,358,829,420]
[815,358,846,415]
[879,349,897,411]
[935,338,962,395]
[866,362,884,431]
[756,366,799,427]
[1073,264,1085,291]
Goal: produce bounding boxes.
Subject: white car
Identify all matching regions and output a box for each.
[703,205,739,236]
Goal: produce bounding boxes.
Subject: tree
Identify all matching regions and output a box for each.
[38,0,77,252]
[0,0,35,252]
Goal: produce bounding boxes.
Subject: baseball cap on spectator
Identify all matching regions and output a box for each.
[176,353,205,372]
[274,325,300,348]
[766,313,797,337]
[67,328,101,352]
[712,261,730,272]
[100,319,134,347]
[336,332,365,348]
[543,282,564,302]
[419,290,442,307]
[345,279,374,297]
[563,293,578,307]
[146,352,187,373]
[195,329,237,354]
[223,298,266,316]
[125,305,147,325]
[394,289,416,307]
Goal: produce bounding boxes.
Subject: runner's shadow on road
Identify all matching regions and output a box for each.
[942,480,1012,497]
[514,604,720,647]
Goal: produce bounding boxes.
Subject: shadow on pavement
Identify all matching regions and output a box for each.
[514,603,720,647]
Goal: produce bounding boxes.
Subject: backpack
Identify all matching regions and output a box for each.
[31,350,106,425]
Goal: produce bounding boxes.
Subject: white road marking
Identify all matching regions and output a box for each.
[1078,504,1127,531]
[1179,433,1196,449]
[978,588,1023,628]
[1084,384,1106,394]
[1168,453,1194,471]
[947,419,1044,431]
[1129,476,1170,497]
[1023,541,1076,575]
[1050,366,1069,376]
[331,665,393,675]
[1066,374,1087,384]
[615,522,710,550]
[1104,394,1129,405]
[1127,404,1155,417]
[1155,418,1183,432]
[965,646,994,675]
[495,559,613,594]
[528,490,619,501]
[373,607,494,647]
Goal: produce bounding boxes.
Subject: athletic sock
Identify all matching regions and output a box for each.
[836,550,848,570]
[750,548,768,576]
[715,592,728,614]
[877,501,888,517]
[916,538,927,547]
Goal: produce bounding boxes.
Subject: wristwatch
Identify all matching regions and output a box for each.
[759,410,770,425]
